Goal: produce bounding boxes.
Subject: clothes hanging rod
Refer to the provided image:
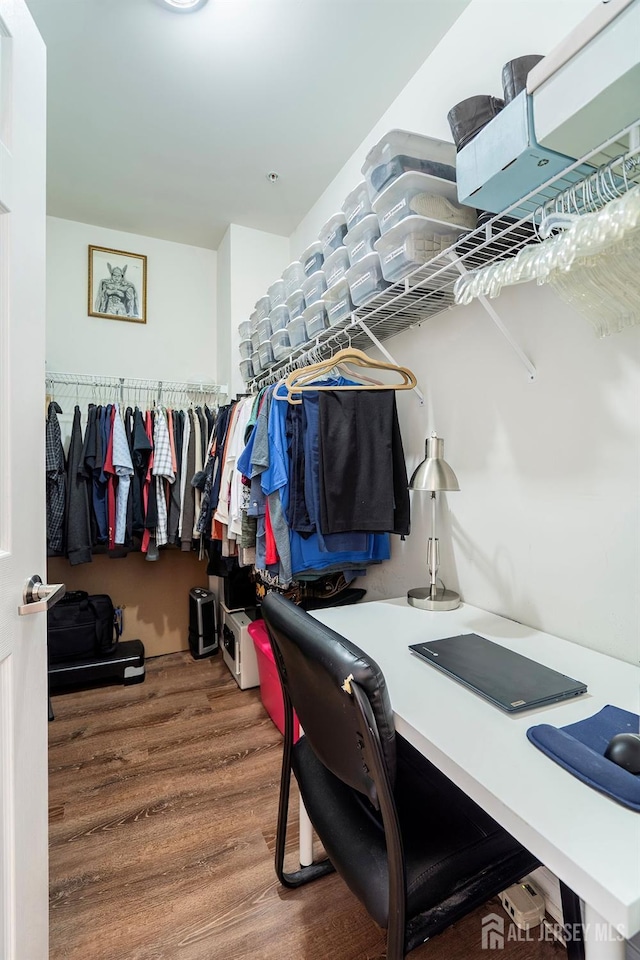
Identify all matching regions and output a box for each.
[45,372,228,397]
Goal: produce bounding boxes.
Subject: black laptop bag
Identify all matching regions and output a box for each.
[48,591,120,663]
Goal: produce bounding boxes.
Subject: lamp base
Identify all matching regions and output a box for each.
[407,586,460,611]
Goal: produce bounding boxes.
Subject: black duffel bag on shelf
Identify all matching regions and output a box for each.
[47,591,122,663]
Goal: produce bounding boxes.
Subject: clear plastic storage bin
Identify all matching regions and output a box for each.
[250,329,261,352]
[240,358,254,382]
[319,212,348,260]
[344,214,381,266]
[282,261,305,298]
[342,180,373,231]
[268,279,286,308]
[271,328,292,362]
[374,215,463,283]
[301,241,324,278]
[288,314,308,348]
[323,278,353,326]
[251,351,262,375]
[269,304,290,332]
[250,310,258,332]
[258,341,274,368]
[372,170,463,236]
[345,252,388,307]
[302,269,327,308]
[239,338,253,360]
[285,289,305,321]
[238,320,251,340]
[323,246,350,289]
[302,300,328,338]
[254,295,271,323]
[362,128,457,201]
[257,316,272,345]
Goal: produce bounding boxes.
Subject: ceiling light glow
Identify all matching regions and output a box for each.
[161,0,209,11]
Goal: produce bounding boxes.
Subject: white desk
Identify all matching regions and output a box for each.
[310,599,640,960]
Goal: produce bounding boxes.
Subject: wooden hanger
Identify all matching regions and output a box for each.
[282,347,417,405]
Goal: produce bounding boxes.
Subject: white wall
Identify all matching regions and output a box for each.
[290,0,596,255]
[46,217,217,383]
[222,224,290,397]
[216,226,232,393]
[287,0,640,664]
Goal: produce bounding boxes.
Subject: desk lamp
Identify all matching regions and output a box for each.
[408,434,460,611]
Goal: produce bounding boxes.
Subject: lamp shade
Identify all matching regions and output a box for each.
[409,435,460,492]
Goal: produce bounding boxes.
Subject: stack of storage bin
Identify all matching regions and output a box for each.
[361,130,476,283]
[241,128,479,381]
[269,304,291,361]
[340,182,389,307]
[249,310,261,377]
[238,319,253,382]
[282,260,307,350]
[318,212,351,326]
[301,236,328,337]
[254,294,273,370]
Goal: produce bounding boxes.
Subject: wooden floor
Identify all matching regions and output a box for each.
[49,652,564,960]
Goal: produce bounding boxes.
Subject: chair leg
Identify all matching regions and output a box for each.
[560,882,586,960]
[274,697,334,890]
[351,684,407,960]
[385,913,406,960]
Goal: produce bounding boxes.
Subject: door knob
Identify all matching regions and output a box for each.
[18,575,66,616]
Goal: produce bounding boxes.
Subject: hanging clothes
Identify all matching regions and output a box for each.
[46,401,66,555]
[112,403,134,545]
[64,405,92,565]
[167,409,183,545]
[191,408,203,539]
[46,388,223,564]
[131,407,153,535]
[180,409,197,551]
[152,407,175,547]
[235,386,379,584]
[317,391,410,536]
[141,410,156,554]
[178,409,193,545]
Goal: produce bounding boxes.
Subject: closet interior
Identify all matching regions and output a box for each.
[46,374,227,657]
[32,1,640,958]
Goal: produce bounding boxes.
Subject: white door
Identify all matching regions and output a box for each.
[0,1,48,958]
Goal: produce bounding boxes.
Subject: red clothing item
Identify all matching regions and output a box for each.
[141,411,155,554]
[264,496,278,566]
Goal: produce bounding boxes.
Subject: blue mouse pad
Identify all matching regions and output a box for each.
[527,705,640,812]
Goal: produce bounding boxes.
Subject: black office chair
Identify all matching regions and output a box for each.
[262,593,543,959]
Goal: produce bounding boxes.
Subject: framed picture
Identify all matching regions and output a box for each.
[88,245,147,323]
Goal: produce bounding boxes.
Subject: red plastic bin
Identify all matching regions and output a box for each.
[248,620,300,742]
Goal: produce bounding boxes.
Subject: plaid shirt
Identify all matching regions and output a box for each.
[152,408,175,546]
[46,401,66,554]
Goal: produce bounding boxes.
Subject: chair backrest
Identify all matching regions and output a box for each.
[262,593,397,804]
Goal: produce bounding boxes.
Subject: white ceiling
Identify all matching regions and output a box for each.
[26,0,469,249]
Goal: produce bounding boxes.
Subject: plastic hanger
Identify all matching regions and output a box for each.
[282,347,417,405]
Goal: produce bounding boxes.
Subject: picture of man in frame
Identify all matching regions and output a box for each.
[94,261,141,318]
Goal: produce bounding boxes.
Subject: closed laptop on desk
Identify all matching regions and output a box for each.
[409,633,587,713]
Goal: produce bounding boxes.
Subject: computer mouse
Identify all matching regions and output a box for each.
[604,733,640,774]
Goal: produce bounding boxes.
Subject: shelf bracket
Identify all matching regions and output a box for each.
[354,319,425,404]
[452,258,537,382]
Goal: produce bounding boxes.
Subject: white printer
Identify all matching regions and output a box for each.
[220,604,260,690]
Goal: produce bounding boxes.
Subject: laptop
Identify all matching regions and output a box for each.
[409,633,587,713]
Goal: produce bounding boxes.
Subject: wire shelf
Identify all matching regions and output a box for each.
[248,119,640,390]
